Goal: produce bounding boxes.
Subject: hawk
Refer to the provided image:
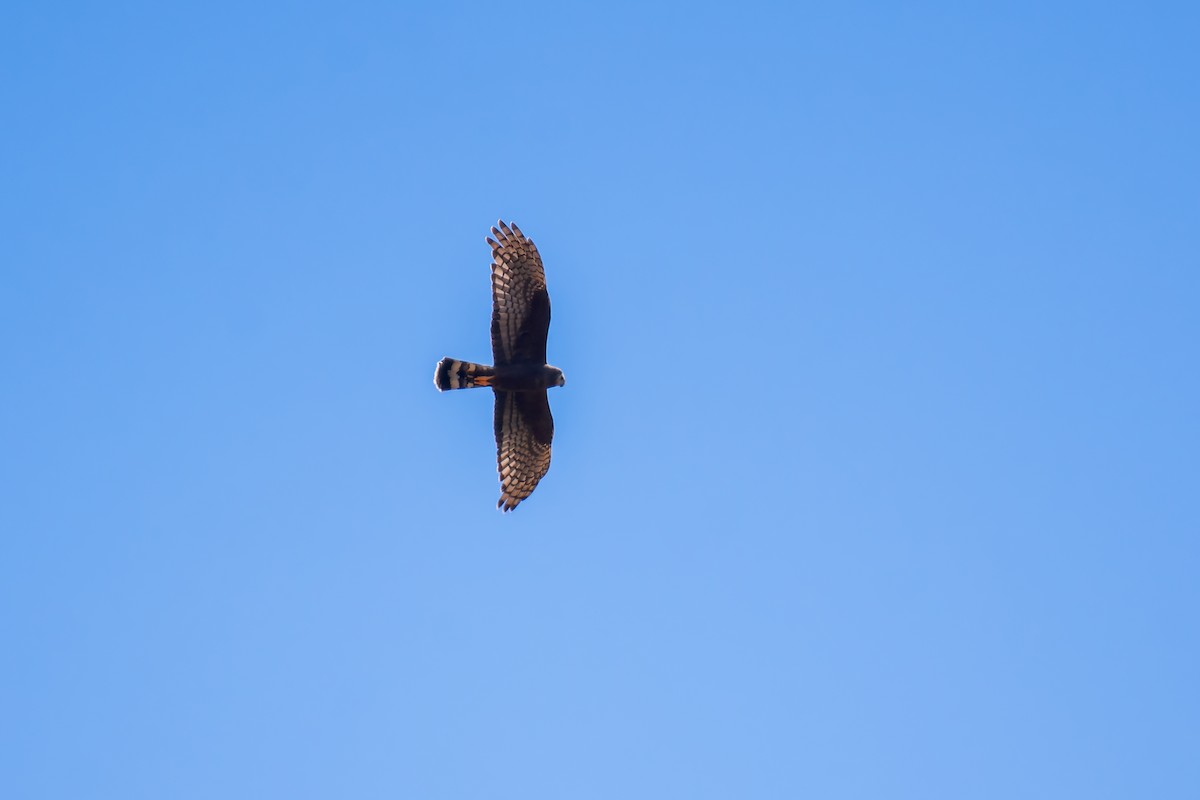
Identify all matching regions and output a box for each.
[434,221,566,511]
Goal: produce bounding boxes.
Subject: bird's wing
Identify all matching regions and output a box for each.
[488,221,550,366]
[494,389,554,512]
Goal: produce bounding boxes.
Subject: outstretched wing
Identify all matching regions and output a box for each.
[488,221,550,366]
[494,389,554,512]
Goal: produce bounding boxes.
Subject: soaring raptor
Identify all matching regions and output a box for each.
[434,221,566,511]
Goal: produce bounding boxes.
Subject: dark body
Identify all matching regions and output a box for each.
[433,221,565,511]
[490,363,565,392]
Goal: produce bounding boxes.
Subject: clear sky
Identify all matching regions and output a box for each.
[2,2,1198,798]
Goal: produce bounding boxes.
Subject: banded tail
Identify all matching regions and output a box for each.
[434,357,496,391]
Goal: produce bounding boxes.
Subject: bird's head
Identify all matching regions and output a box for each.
[546,365,566,388]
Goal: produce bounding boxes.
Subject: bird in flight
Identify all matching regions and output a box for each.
[434,221,566,511]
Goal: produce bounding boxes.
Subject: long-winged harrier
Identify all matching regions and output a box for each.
[434,221,566,511]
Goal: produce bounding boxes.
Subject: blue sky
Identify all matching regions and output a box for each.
[2,2,1198,798]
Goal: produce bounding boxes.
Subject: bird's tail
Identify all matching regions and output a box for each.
[434,358,496,391]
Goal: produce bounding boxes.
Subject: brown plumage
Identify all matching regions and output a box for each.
[434,221,566,511]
